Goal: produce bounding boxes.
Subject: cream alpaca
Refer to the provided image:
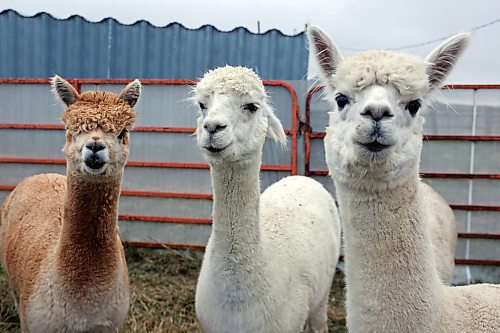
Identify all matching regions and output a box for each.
[193,66,341,333]
[0,76,141,332]
[308,26,499,332]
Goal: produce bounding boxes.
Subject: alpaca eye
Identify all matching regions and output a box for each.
[243,103,258,112]
[335,94,349,109]
[199,102,207,110]
[117,129,128,140]
[406,100,421,116]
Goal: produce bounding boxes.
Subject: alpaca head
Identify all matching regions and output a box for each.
[193,66,286,165]
[308,26,469,191]
[51,76,141,179]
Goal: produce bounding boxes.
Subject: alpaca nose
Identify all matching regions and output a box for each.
[85,141,106,153]
[204,121,227,134]
[361,104,393,121]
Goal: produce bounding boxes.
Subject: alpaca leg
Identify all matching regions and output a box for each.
[10,289,19,309]
[3,269,21,311]
[304,295,329,333]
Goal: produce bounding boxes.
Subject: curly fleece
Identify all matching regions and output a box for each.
[195,65,266,98]
[333,50,430,96]
[61,91,136,133]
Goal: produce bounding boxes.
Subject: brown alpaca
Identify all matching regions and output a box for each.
[0,76,141,333]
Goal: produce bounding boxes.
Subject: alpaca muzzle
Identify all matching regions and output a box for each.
[83,141,109,171]
[84,154,107,170]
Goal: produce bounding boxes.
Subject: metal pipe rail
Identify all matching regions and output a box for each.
[0,78,300,251]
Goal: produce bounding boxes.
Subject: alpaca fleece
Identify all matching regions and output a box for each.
[332,50,429,97]
[195,65,266,98]
[62,91,136,134]
[422,182,457,283]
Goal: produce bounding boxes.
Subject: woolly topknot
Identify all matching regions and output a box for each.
[333,50,430,96]
[61,91,136,134]
[195,65,266,98]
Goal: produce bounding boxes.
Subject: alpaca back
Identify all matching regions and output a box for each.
[260,175,340,303]
[0,173,66,311]
[260,175,340,262]
[444,284,500,332]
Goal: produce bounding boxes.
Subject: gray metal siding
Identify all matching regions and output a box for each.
[0,10,307,80]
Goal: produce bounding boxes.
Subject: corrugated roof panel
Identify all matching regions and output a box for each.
[0,10,307,80]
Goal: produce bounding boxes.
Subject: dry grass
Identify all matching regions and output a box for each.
[124,246,202,332]
[0,246,346,332]
[0,262,18,333]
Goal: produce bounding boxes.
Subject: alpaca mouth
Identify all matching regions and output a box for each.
[84,156,107,171]
[204,143,231,153]
[85,160,106,170]
[360,141,390,152]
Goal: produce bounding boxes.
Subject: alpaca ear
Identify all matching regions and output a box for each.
[307,25,344,83]
[266,110,287,148]
[51,75,79,106]
[119,79,142,107]
[425,32,470,90]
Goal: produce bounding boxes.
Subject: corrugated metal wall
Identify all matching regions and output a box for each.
[0,10,307,80]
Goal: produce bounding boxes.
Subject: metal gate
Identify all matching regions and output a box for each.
[0,78,299,250]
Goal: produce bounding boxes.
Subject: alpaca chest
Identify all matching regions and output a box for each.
[25,277,129,333]
[196,264,308,333]
[195,291,302,333]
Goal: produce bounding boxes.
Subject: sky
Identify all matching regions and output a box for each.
[2,0,500,83]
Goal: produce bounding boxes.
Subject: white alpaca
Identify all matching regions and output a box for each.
[308,26,500,332]
[0,77,141,332]
[193,66,341,333]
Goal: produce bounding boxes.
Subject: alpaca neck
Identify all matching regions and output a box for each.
[337,174,443,330]
[209,156,263,258]
[57,172,122,294]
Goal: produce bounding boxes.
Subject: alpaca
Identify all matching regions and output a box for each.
[308,26,499,332]
[193,66,341,333]
[0,76,141,332]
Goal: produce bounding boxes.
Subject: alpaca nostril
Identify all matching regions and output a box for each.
[85,141,106,153]
[381,109,393,119]
[361,107,393,121]
[215,124,227,132]
[204,123,227,134]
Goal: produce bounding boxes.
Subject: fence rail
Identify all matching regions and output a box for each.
[0,78,299,251]
[0,80,499,269]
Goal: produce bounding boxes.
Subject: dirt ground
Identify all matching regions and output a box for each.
[0,246,346,332]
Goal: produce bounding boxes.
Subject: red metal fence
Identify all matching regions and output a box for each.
[304,85,500,266]
[0,78,299,250]
[1,79,498,267]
